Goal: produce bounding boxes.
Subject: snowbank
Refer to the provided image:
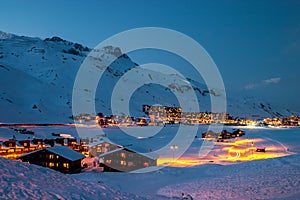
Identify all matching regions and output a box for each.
[0,157,144,199]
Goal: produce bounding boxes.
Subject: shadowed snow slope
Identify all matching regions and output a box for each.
[0,31,298,123]
[0,157,143,200]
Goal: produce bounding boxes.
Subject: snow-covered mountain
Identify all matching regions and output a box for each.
[0,157,143,199]
[0,31,297,123]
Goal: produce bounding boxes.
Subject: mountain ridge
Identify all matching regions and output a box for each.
[0,31,298,123]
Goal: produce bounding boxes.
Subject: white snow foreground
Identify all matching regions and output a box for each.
[0,157,144,200]
[157,155,300,199]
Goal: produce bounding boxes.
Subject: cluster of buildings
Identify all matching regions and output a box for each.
[0,133,86,173]
[0,131,157,174]
[202,129,246,140]
[143,105,300,127]
[71,106,300,128]
[0,134,81,160]
[143,104,230,124]
[89,105,232,127]
[263,115,300,127]
[96,114,136,127]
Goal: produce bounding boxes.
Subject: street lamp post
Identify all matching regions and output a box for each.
[170,144,178,162]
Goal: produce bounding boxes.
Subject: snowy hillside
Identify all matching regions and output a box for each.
[0,157,143,199]
[0,31,297,123]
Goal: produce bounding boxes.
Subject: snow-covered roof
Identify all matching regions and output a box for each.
[16,141,24,148]
[125,146,159,160]
[46,146,85,161]
[18,146,85,161]
[0,142,9,149]
[98,146,158,160]
[87,138,122,148]
[98,147,124,157]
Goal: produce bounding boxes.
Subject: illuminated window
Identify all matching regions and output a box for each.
[121,153,126,158]
[49,154,54,159]
[143,162,149,167]
[49,162,55,167]
[120,160,126,166]
[23,143,28,147]
[106,160,111,164]
[63,163,69,168]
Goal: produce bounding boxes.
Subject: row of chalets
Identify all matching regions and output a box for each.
[202,129,245,140]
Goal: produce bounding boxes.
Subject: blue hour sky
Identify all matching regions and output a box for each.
[1,0,300,111]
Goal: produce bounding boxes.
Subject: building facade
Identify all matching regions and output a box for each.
[18,146,85,173]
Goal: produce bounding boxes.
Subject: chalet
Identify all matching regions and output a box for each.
[18,139,31,152]
[18,146,85,173]
[0,142,10,156]
[202,130,219,139]
[55,137,65,146]
[98,146,157,172]
[232,129,245,137]
[1,139,24,159]
[43,138,56,147]
[87,139,122,157]
[32,138,44,147]
[218,130,234,139]
[202,129,245,140]
[0,137,51,159]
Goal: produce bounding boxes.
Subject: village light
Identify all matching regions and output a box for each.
[170,144,178,161]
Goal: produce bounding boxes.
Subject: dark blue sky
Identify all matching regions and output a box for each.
[1,0,300,111]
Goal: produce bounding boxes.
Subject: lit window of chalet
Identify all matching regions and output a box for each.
[63,163,69,168]
[121,152,126,158]
[49,154,54,159]
[49,162,54,167]
[120,160,126,166]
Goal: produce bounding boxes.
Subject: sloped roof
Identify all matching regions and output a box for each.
[18,146,85,161]
[125,146,159,160]
[46,146,85,161]
[87,138,122,148]
[97,147,124,157]
[98,146,158,160]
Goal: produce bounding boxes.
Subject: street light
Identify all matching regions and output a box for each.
[170,145,178,162]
